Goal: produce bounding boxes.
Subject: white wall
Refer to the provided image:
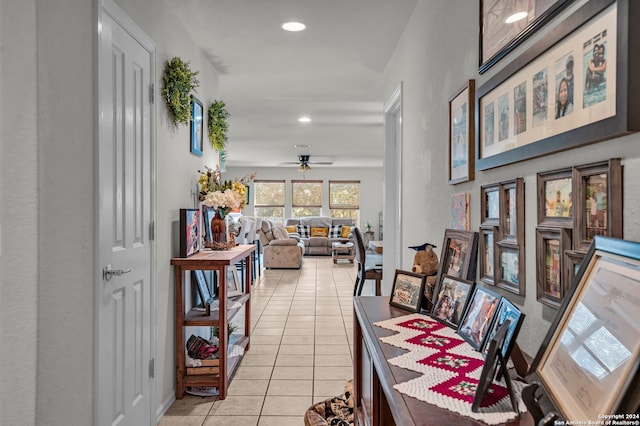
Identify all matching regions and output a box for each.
[384,0,640,356]
[0,0,38,424]
[226,166,384,232]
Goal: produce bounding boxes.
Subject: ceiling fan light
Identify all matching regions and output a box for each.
[298,116,311,123]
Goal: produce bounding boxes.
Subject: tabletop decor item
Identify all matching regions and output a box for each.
[198,165,255,249]
[162,57,199,126]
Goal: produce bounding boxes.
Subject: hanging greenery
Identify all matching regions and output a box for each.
[162,57,199,126]
[208,100,230,152]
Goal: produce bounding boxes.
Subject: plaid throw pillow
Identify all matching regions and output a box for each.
[297,224,310,238]
[329,224,343,238]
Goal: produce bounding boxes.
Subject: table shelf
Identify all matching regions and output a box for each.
[171,245,255,400]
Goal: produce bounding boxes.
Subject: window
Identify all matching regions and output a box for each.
[254,180,285,224]
[292,180,322,217]
[329,180,360,224]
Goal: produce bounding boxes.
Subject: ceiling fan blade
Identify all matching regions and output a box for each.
[309,161,333,165]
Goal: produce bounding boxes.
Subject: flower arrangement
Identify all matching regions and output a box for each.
[198,165,255,218]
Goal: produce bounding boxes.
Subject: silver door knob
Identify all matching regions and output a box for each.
[103,264,132,281]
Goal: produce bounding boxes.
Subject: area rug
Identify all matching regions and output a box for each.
[374,313,527,425]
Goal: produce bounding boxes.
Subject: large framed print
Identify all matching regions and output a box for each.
[476,0,640,171]
[479,0,574,73]
[531,236,640,421]
[448,80,475,184]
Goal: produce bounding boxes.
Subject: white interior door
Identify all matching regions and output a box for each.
[97,1,155,425]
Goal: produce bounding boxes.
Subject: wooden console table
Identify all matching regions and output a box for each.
[171,245,255,400]
[353,296,533,425]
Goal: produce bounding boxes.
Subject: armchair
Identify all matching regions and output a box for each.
[258,220,305,269]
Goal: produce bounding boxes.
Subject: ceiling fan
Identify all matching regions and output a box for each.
[281,154,334,171]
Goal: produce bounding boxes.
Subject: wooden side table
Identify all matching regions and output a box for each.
[332,242,355,263]
[171,245,255,400]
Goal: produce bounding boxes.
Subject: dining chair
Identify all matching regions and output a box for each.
[353,227,383,296]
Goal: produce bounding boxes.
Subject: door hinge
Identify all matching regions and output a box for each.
[149,358,155,378]
[149,221,155,241]
[149,83,155,104]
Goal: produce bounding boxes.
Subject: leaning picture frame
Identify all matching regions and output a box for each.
[433,229,479,286]
[479,0,574,73]
[179,208,201,257]
[190,95,204,156]
[530,236,640,421]
[476,0,640,171]
[192,270,214,308]
[430,275,475,329]
[457,285,501,350]
[448,80,475,184]
[390,270,426,313]
[226,266,242,297]
[481,297,525,362]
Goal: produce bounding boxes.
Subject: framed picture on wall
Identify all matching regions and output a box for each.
[481,183,500,226]
[479,0,574,73]
[536,226,572,308]
[479,226,497,285]
[190,95,204,156]
[572,158,622,252]
[448,80,475,184]
[537,168,573,226]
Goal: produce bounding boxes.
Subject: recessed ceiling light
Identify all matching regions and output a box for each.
[298,116,311,123]
[294,144,312,148]
[282,21,306,32]
[505,11,528,24]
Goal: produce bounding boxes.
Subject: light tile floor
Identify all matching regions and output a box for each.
[158,256,375,426]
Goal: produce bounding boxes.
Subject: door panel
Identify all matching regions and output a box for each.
[98,2,154,425]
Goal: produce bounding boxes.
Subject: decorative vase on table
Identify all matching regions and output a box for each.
[209,211,230,249]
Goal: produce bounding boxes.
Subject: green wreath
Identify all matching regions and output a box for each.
[162,57,199,125]
[208,100,229,152]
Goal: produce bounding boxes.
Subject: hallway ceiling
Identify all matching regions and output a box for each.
[166,0,418,169]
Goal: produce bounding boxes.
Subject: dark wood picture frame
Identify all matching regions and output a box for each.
[499,178,524,243]
[389,270,426,313]
[537,168,573,227]
[190,95,204,156]
[481,183,500,226]
[476,0,640,171]
[457,285,502,351]
[179,208,201,257]
[563,249,585,294]
[529,236,640,420]
[536,226,572,308]
[449,80,475,184]
[495,241,524,295]
[479,0,575,73]
[430,275,475,329]
[572,158,623,252]
[433,229,479,287]
[479,225,498,285]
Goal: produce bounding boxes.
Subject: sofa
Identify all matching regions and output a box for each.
[284,216,354,255]
[258,220,305,269]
